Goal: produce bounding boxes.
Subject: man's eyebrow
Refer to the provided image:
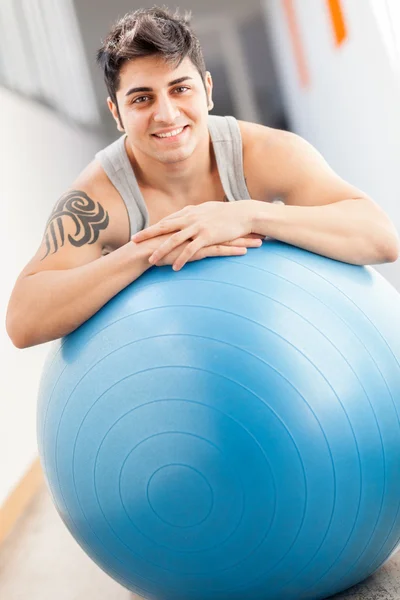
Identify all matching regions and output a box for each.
[125,76,193,97]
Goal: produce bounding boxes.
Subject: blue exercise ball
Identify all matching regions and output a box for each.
[37,241,400,600]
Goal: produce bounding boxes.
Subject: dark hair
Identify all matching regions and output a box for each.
[96,6,207,120]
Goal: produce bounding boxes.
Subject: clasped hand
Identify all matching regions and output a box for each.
[131,200,258,270]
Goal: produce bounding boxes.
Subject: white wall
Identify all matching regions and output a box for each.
[1,88,105,507]
[263,0,400,288]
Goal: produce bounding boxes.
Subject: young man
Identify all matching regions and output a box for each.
[6,7,399,349]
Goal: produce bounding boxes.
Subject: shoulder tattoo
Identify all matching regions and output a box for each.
[41,190,109,260]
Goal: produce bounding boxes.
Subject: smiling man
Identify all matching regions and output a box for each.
[6,6,399,349]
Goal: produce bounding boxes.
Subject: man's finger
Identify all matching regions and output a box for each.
[199,245,248,259]
[210,245,248,257]
[131,219,182,243]
[224,237,263,248]
[149,226,198,264]
[161,206,193,221]
[172,237,206,271]
[243,233,265,240]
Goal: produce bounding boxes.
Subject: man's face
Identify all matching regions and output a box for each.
[108,55,213,166]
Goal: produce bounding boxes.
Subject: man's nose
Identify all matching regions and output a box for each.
[153,95,180,123]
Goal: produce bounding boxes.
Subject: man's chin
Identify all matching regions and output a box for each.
[155,148,193,165]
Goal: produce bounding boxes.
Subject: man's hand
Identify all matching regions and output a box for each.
[153,234,263,267]
[131,201,255,270]
[133,231,262,269]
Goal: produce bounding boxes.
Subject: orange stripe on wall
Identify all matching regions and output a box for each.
[327,0,348,46]
[283,0,310,89]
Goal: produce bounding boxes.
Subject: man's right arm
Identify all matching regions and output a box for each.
[6,188,153,349]
[6,186,262,349]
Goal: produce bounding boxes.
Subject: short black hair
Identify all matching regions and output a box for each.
[97,6,207,118]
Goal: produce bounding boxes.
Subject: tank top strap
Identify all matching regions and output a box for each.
[207,115,251,202]
[95,135,149,237]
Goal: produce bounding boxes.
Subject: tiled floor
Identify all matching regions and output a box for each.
[1,485,400,600]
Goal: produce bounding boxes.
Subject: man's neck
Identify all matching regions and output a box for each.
[124,130,217,200]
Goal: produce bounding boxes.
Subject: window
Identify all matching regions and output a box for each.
[370,0,400,79]
[0,0,100,127]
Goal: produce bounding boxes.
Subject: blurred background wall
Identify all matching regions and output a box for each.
[1,0,399,540]
[264,0,400,288]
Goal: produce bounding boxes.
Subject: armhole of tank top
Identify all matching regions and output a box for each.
[115,138,150,233]
[95,149,133,240]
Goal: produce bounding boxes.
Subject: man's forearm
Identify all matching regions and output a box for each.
[249,198,399,265]
[6,242,153,348]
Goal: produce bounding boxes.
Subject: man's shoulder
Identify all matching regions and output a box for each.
[237,120,298,201]
[72,133,125,196]
[69,152,129,249]
[237,119,290,149]
[72,155,117,200]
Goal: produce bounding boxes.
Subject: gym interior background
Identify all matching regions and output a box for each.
[1,0,400,596]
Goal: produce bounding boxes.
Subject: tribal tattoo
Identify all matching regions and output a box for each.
[41,190,109,260]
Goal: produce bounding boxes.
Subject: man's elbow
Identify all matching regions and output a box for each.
[7,328,28,349]
[385,242,399,264]
[6,308,34,349]
[359,199,399,264]
[376,228,400,264]
[10,337,29,350]
[6,319,28,349]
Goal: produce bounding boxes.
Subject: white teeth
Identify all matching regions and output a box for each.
[155,127,184,138]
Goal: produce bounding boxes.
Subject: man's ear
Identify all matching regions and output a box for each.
[205,71,214,111]
[107,97,125,132]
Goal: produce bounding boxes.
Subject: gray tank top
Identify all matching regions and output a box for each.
[95,115,251,237]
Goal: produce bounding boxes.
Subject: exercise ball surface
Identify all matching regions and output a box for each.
[37,241,400,600]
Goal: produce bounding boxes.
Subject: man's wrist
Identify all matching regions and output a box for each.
[249,199,280,236]
[128,238,154,270]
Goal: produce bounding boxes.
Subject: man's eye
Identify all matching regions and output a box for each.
[133,96,149,104]
[132,88,188,104]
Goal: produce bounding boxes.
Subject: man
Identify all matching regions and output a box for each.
[6,7,399,349]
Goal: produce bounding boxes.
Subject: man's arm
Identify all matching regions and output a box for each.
[7,187,260,348]
[131,125,399,269]
[242,123,399,265]
[6,188,154,348]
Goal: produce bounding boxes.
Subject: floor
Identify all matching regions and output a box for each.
[1,486,400,600]
[0,486,133,600]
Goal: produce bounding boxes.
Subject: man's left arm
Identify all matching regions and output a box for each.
[243,124,399,265]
